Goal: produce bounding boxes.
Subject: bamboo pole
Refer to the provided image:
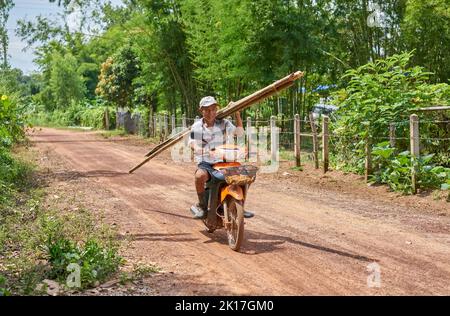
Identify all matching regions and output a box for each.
[129,71,304,173]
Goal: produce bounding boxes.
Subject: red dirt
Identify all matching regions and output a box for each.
[29,127,450,295]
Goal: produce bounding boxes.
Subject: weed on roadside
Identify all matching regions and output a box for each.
[0,147,124,295]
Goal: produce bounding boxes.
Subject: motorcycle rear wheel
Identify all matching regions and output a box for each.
[224,197,244,251]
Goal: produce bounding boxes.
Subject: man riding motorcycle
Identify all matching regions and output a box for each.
[188,96,253,219]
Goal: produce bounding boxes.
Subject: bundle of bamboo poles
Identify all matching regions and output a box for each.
[129,71,304,173]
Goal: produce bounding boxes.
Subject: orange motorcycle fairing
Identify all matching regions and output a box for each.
[220,184,244,203]
[213,161,241,170]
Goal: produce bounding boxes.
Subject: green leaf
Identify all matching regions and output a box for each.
[421,154,435,164]
[372,147,394,159]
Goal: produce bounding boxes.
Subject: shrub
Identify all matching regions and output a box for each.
[371,141,450,194]
[42,214,122,289]
[65,100,86,126]
[331,52,450,173]
[30,99,117,130]
[0,149,34,205]
[2,150,32,182]
[0,275,10,296]
[46,237,122,288]
[1,94,25,147]
[80,107,107,129]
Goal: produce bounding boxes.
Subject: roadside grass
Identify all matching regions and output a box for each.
[30,123,159,146]
[98,129,160,147]
[99,128,128,139]
[0,146,138,295]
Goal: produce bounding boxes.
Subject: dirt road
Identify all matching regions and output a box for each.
[29,128,450,295]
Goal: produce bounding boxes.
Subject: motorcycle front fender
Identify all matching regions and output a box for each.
[220,184,244,203]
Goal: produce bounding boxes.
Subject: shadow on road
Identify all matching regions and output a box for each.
[144,208,194,220]
[42,169,128,181]
[117,232,199,243]
[200,229,377,262]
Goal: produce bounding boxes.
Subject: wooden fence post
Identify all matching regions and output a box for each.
[262,126,267,164]
[154,114,157,137]
[104,108,109,130]
[115,107,119,129]
[154,115,158,138]
[322,115,329,173]
[270,116,278,164]
[309,113,319,169]
[365,136,372,183]
[148,112,153,137]
[171,114,177,132]
[410,114,420,194]
[389,123,396,149]
[294,114,301,167]
[157,114,161,137]
[182,114,187,129]
[159,114,164,141]
[163,114,168,140]
[246,117,252,162]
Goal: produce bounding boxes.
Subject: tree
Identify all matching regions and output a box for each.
[0,0,14,69]
[130,0,199,117]
[402,0,450,83]
[49,52,85,109]
[183,0,254,100]
[96,45,140,109]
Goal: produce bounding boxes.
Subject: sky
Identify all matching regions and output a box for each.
[7,0,123,74]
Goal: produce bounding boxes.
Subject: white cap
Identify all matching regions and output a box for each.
[199,96,218,108]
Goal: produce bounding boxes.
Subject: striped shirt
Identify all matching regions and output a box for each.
[188,118,237,164]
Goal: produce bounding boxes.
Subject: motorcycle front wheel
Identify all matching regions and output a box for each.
[224,197,244,251]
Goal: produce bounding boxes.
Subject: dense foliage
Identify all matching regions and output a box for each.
[10,0,450,121]
[0,95,25,147]
[331,53,450,173]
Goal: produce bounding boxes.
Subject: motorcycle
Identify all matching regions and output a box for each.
[191,144,258,251]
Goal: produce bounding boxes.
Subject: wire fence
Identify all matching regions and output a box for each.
[121,110,448,174]
[136,112,448,137]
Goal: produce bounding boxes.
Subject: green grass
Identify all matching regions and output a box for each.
[99,128,127,139]
[279,149,295,161]
[0,146,124,295]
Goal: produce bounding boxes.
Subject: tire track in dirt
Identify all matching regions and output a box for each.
[29,128,450,295]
